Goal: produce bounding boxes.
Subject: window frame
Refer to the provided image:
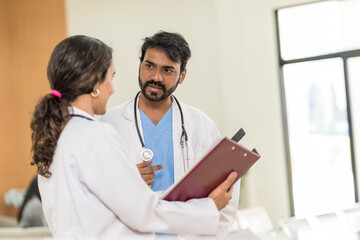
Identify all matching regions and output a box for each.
[275,4,360,216]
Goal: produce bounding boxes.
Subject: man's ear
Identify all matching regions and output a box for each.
[179,69,187,84]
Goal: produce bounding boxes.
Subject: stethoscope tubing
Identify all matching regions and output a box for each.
[134,91,146,148]
[133,91,190,171]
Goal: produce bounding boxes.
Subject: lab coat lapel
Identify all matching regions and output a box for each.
[182,101,195,173]
[172,97,194,182]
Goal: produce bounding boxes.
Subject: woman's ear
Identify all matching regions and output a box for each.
[91,82,101,98]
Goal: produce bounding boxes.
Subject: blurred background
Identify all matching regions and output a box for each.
[1,0,360,234]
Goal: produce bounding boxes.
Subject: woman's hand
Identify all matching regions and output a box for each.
[208,172,237,211]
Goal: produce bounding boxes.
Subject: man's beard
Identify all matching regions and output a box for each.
[138,76,179,102]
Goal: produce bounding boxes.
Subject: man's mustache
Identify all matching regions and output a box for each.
[143,80,166,91]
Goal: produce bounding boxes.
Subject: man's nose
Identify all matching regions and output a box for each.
[152,68,164,82]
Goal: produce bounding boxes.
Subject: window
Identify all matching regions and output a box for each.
[276,0,360,218]
[278,0,360,60]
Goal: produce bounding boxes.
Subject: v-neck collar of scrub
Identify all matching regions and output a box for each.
[139,106,173,129]
[139,106,173,146]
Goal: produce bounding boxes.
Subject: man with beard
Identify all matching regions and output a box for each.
[100,31,240,234]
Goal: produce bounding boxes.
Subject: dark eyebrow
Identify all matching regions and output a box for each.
[163,66,176,70]
[144,60,154,65]
[144,60,176,70]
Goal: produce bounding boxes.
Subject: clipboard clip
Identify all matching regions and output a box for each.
[231,128,260,155]
[231,128,246,143]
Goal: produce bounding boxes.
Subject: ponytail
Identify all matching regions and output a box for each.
[30,35,113,178]
[30,93,69,178]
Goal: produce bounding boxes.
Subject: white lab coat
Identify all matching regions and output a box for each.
[101,96,241,234]
[38,107,220,239]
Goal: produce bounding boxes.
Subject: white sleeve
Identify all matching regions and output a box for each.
[83,128,220,235]
[217,181,240,234]
[209,120,240,234]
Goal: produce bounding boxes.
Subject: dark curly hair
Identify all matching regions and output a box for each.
[140,31,191,73]
[30,35,112,178]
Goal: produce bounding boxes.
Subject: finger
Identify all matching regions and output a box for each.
[146,178,155,185]
[219,172,237,192]
[140,167,158,174]
[149,184,152,189]
[136,160,153,169]
[137,160,153,168]
[226,187,234,201]
[227,186,234,195]
[140,164,164,174]
[142,173,155,181]
[148,164,164,172]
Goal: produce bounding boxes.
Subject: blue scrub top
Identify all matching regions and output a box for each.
[139,107,174,192]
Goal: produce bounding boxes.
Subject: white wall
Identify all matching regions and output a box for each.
[65,0,225,130]
[65,0,318,226]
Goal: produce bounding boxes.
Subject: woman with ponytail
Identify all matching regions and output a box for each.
[31,35,236,238]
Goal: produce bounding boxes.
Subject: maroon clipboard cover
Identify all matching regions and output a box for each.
[162,137,260,202]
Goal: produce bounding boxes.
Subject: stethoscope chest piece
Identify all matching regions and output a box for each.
[140,148,153,162]
[134,91,188,166]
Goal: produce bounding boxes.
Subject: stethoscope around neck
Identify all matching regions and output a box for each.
[133,91,190,172]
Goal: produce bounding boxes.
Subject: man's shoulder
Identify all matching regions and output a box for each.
[105,100,130,117]
[180,101,214,122]
[179,100,221,146]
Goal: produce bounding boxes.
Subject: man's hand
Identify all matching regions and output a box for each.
[136,159,164,188]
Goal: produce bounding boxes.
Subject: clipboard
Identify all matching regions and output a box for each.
[162,137,260,202]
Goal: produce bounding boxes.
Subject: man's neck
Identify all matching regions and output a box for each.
[138,94,172,125]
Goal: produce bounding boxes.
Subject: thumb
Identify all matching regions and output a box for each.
[137,159,153,168]
[219,172,237,192]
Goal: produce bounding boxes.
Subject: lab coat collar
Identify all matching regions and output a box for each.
[69,106,96,121]
[120,94,196,123]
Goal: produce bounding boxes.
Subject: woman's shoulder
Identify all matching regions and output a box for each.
[61,118,120,144]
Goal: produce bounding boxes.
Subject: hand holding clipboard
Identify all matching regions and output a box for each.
[162,128,260,202]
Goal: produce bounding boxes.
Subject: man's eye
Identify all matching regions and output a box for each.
[165,68,173,73]
[145,64,152,69]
